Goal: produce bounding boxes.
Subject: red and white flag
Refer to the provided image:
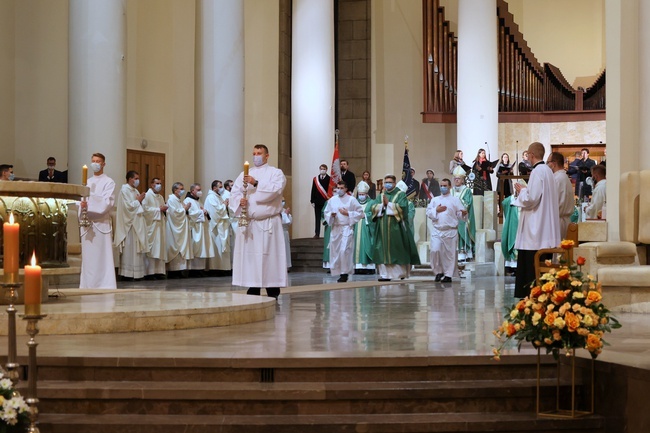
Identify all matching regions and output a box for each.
[327,135,341,197]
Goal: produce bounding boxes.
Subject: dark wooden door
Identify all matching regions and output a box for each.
[126,150,166,196]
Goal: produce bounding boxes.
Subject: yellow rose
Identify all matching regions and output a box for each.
[571,280,583,287]
[572,291,585,299]
[532,312,542,326]
[510,309,519,319]
[586,333,603,352]
[577,327,589,336]
[553,317,566,329]
[560,239,575,249]
[582,314,594,327]
[544,312,557,327]
[542,282,555,293]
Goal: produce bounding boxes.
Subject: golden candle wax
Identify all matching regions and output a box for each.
[244,161,249,176]
[3,213,19,284]
[82,165,88,185]
[24,253,42,316]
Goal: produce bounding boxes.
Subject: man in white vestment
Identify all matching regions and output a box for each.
[426,178,468,283]
[281,198,293,270]
[204,180,234,274]
[79,152,117,289]
[114,170,149,280]
[547,152,575,238]
[166,182,192,277]
[184,183,214,275]
[142,177,168,279]
[513,142,561,298]
[585,165,606,220]
[229,144,287,299]
[222,179,237,235]
[324,181,363,282]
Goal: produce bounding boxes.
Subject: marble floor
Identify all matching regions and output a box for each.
[4,271,650,371]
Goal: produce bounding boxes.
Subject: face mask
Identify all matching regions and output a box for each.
[253,155,264,167]
[337,189,346,197]
[320,169,327,175]
[133,179,140,188]
[9,173,15,181]
[332,189,339,196]
[179,189,186,197]
[48,165,55,170]
[91,162,102,173]
[440,186,450,195]
[282,201,286,206]
[218,187,225,195]
[153,184,162,192]
[384,182,394,191]
[196,190,203,197]
[358,194,367,202]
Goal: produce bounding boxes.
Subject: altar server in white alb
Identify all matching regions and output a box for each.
[281,198,293,270]
[546,152,575,238]
[426,178,468,283]
[114,170,149,280]
[79,153,117,289]
[230,144,287,299]
[324,180,364,282]
[204,180,233,274]
[165,182,193,276]
[512,142,561,298]
[142,177,168,279]
[585,164,606,220]
[184,183,214,275]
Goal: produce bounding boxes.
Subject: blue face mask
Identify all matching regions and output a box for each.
[358,194,367,202]
[384,182,394,191]
[179,189,185,197]
[440,186,450,195]
[337,189,346,197]
[253,155,264,167]
[8,173,15,181]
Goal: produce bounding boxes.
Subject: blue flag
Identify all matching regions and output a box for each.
[401,147,417,198]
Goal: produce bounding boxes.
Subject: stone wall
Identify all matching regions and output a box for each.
[278,0,292,175]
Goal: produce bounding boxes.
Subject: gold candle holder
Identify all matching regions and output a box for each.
[23,314,47,433]
[1,282,21,386]
[79,193,91,228]
[239,180,250,228]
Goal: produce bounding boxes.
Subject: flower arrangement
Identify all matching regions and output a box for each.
[0,371,30,432]
[493,243,622,360]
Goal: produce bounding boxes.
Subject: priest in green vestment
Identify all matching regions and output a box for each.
[370,175,421,281]
[501,195,519,275]
[353,181,376,274]
[452,166,476,259]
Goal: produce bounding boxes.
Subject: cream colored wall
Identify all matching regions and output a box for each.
[506,0,605,87]
[126,0,196,192]
[0,1,15,169]
[371,0,454,183]
[244,0,280,165]
[12,0,68,179]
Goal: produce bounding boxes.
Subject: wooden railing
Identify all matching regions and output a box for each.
[422,0,605,123]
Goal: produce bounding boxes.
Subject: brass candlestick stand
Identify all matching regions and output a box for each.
[23,314,46,433]
[79,193,91,228]
[239,180,249,228]
[1,281,21,385]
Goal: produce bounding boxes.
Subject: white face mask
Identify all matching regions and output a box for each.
[133,179,140,188]
[358,194,367,202]
[178,189,185,197]
[320,169,327,175]
[337,189,346,197]
[196,190,203,197]
[282,201,286,206]
[91,162,102,173]
[253,155,264,167]
[154,184,162,192]
[218,187,225,195]
[47,165,55,170]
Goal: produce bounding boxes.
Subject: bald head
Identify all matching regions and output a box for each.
[527,142,545,164]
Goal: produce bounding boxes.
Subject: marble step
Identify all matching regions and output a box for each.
[39,412,605,433]
[37,378,572,415]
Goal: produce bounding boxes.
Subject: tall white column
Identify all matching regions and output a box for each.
[639,0,650,168]
[196,0,245,187]
[69,0,126,184]
[291,0,335,238]
[456,0,499,165]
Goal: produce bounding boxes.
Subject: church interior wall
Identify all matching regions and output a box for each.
[0,0,16,170]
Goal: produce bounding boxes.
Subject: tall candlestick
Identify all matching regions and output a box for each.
[244,161,249,176]
[3,213,19,284]
[82,165,88,185]
[24,253,41,316]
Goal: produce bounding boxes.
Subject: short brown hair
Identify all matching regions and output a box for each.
[92,152,106,162]
[254,144,269,154]
[591,164,606,178]
[548,152,565,166]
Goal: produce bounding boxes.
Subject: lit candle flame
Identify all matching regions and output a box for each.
[31,252,37,266]
[9,212,14,224]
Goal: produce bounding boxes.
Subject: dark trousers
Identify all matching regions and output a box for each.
[314,204,324,237]
[515,250,552,298]
[247,287,281,298]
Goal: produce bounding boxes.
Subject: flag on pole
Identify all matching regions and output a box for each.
[402,145,417,198]
[328,131,341,197]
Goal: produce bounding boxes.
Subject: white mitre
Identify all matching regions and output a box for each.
[452,165,467,178]
[396,180,408,193]
[356,181,370,194]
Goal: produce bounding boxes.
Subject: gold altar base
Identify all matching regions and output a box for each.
[536,348,594,418]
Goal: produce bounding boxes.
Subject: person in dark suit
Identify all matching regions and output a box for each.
[577,148,596,198]
[310,164,330,238]
[340,159,356,193]
[409,168,420,198]
[38,157,66,183]
[419,169,441,200]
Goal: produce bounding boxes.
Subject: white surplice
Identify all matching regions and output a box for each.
[142,188,167,275]
[426,193,467,278]
[281,209,293,268]
[184,195,214,270]
[554,169,575,238]
[324,194,363,277]
[204,190,233,271]
[114,183,148,278]
[585,179,606,220]
[165,193,192,271]
[229,163,287,288]
[79,173,117,289]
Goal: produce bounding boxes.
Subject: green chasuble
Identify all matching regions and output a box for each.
[406,200,415,235]
[501,195,519,261]
[369,189,420,265]
[453,185,476,254]
[353,199,375,266]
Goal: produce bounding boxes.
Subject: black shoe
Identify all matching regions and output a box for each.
[337,274,348,283]
[247,287,261,296]
[378,278,391,282]
[441,276,452,283]
[435,273,444,282]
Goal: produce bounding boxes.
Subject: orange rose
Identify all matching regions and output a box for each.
[542,282,555,293]
[564,311,580,332]
[560,239,575,250]
[576,256,586,266]
[586,333,603,352]
[586,290,602,305]
[507,323,516,337]
[516,300,526,311]
[530,286,542,298]
[544,312,557,327]
[556,269,570,280]
[551,290,568,304]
